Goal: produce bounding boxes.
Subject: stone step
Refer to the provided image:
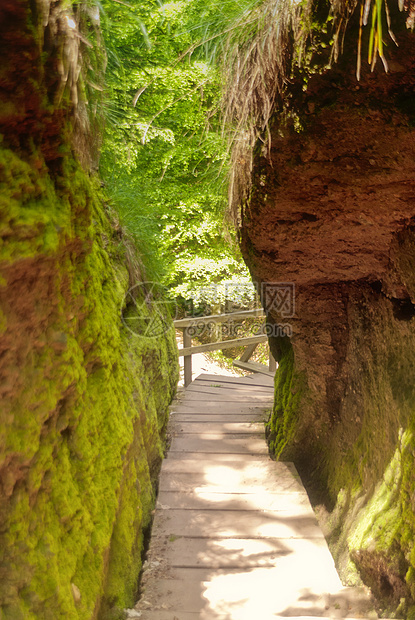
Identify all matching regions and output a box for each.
[182,391,274,402]
[152,509,324,539]
[169,433,268,455]
[171,421,265,434]
[170,412,269,423]
[193,372,275,387]
[160,458,297,476]
[171,400,273,409]
[134,614,382,620]
[136,374,378,620]
[166,451,271,461]
[170,405,269,416]
[146,535,343,573]
[157,490,314,512]
[136,571,377,618]
[186,382,274,394]
[158,470,305,494]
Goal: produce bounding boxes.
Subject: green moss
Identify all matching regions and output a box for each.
[348,431,406,552]
[267,337,306,458]
[260,282,415,616]
[323,430,414,614]
[324,420,415,614]
[0,149,67,262]
[0,144,179,619]
[0,4,180,616]
[98,430,152,616]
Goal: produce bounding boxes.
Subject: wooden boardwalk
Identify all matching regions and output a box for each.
[134,373,379,620]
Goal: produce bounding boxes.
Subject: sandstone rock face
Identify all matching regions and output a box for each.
[0,2,178,619]
[241,34,415,615]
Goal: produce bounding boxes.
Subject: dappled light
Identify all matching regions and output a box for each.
[201,569,342,618]
[2,0,415,616]
[137,374,379,619]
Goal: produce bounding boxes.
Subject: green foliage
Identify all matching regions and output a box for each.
[98,0,253,303]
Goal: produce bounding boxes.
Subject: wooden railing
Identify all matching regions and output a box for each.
[174,309,276,386]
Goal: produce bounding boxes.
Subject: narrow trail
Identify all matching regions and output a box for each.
[176,331,244,387]
[134,373,383,620]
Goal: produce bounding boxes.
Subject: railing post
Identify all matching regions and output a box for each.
[183,326,192,387]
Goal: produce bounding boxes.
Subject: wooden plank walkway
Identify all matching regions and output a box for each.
[133,373,379,620]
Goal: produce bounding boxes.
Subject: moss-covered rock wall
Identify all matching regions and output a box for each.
[241,29,415,618]
[0,1,178,618]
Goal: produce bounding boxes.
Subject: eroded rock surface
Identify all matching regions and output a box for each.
[241,33,415,616]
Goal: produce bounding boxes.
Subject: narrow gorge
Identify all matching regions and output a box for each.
[1,0,415,618]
